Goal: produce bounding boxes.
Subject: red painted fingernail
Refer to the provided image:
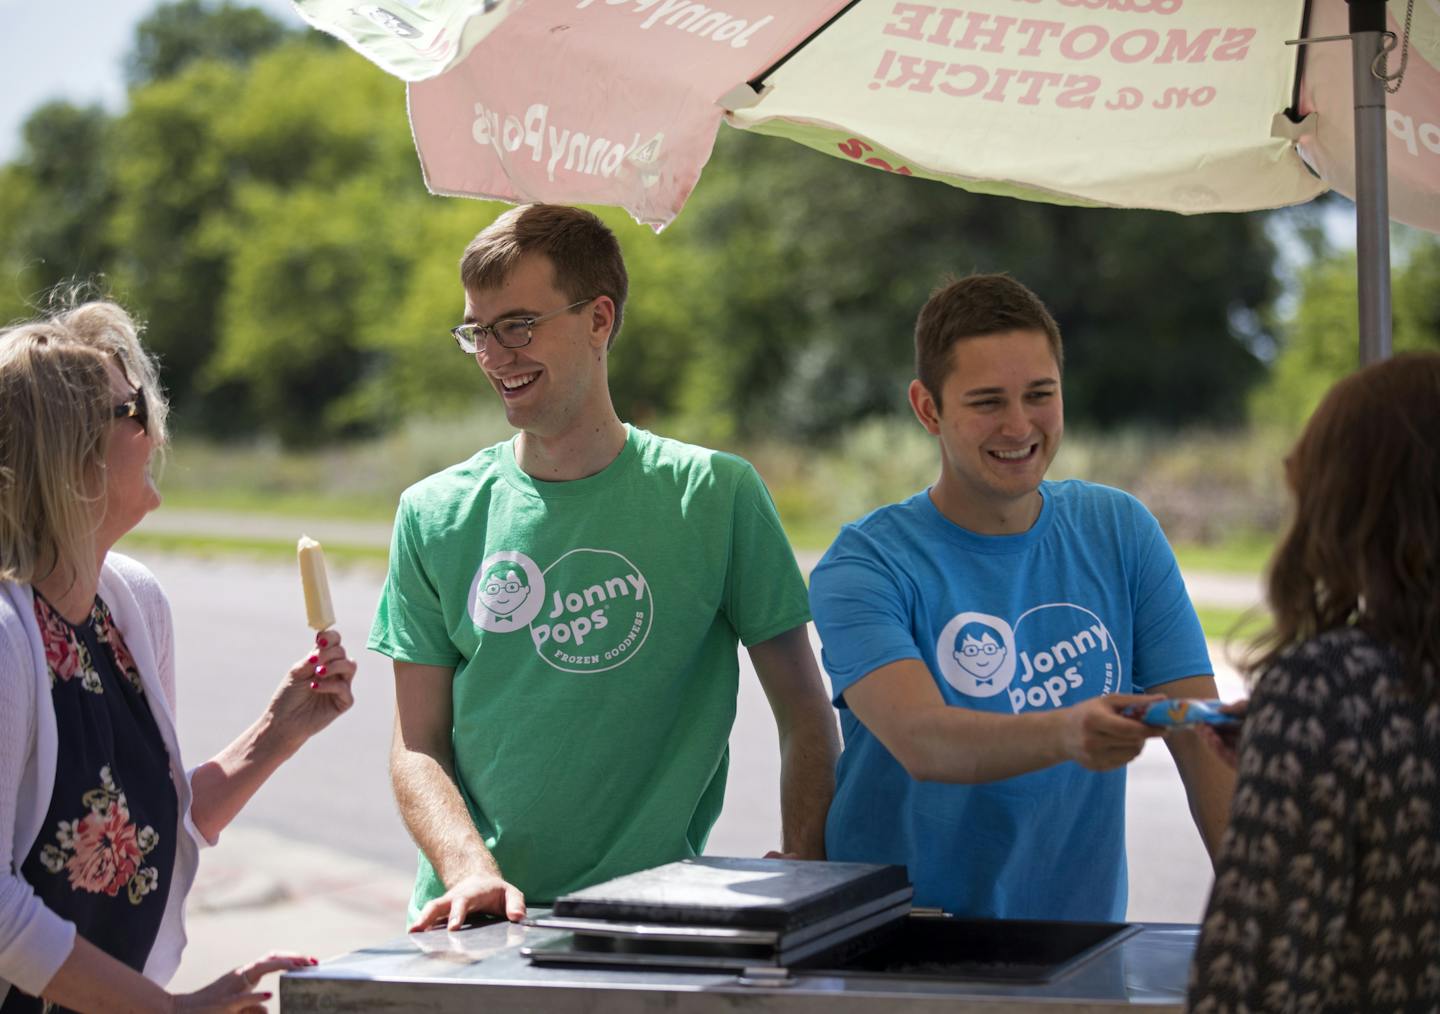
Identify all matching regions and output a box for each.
[317,636,329,647]
[307,652,318,664]
[310,957,319,965]
[261,993,272,1000]
[315,664,327,676]
[309,681,318,690]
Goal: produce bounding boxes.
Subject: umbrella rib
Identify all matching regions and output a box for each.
[1285,0,1315,123]
[747,0,866,91]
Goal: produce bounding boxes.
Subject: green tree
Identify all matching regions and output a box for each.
[0,2,1295,447]
[125,0,297,87]
[1252,231,1440,431]
[205,181,412,443]
[0,103,116,323]
[107,59,248,420]
[107,38,420,438]
[648,127,1279,442]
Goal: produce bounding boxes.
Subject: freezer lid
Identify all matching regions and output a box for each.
[551,856,912,930]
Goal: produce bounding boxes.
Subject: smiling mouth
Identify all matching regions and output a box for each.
[988,444,1037,462]
[500,371,539,393]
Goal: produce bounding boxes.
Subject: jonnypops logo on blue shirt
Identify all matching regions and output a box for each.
[468,548,653,674]
[935,605,1120,713]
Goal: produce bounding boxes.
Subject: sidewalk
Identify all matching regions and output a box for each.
[168,825,413,1007]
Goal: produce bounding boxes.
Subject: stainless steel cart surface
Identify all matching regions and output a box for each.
[280,918,1199,1013]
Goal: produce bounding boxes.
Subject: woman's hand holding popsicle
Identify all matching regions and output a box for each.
[258,537,358,750]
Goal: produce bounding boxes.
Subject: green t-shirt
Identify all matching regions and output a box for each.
[368,426,810,912]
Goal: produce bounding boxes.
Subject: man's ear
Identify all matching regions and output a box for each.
[908,379,942,436]
[588,296,617,349]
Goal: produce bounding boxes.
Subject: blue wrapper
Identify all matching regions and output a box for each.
[1122,698,1241,728]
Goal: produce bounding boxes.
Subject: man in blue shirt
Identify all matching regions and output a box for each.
[809,274,1234,921]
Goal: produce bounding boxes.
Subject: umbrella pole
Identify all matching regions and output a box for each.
[1348,0,1393,364]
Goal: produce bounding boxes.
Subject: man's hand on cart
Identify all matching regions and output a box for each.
[409,872,527,931]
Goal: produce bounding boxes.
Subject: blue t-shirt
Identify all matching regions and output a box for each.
[809,479,1211,921]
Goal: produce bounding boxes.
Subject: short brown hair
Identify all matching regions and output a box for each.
[915,274,1063,407]
[1249,352,1440,702]
[460,204,629,348]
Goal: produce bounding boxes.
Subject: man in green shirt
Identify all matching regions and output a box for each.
[369,204,840,930]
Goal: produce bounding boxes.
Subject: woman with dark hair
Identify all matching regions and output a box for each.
[1188,352,1440,1012]
[0,302,358,1012]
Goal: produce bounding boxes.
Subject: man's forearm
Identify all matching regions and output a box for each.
[904,706,1070,783]
[391,746,500,886]
[844,659,1161,783]
[778,711,839,858]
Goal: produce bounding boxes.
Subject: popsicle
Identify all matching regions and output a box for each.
[1122,698,1241,728]
[297,535,336,631]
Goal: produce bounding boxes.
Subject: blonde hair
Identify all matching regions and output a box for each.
[0,301,169,586]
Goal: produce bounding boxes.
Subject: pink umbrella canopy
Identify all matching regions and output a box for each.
[1296,0,1440,234]
[407,1,851,229]
[296,0,1439,236]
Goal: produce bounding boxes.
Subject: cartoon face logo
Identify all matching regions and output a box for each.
[935,612,1017,699]
[952,623,1007,686]
[468,551,545,632]
[478,562,530,619]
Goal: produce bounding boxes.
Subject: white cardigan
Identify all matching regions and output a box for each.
[0,554,209,1005]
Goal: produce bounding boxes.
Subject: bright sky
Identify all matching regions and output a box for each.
[0,0,306,163]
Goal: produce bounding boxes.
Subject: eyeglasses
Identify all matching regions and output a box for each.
[451,297,595,354]
[112,387,148,435]
[959,642,1001,657]
[484,579,524,595]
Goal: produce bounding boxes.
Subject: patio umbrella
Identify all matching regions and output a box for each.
[295,0,1437,362]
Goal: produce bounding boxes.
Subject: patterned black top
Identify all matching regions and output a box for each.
[1189,627,1440,1013]
[1,594,178,1014]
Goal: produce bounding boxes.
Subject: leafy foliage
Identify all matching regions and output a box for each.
[125,0,298,86]
[0,103,117,325]
[649,127,1278,441]
[1251,229,1440,432]
[4,0,1432,450]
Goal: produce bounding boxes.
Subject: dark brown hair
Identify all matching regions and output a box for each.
[914,274,1063,407]
[1249,352,1440,701]
[460,204,629,348]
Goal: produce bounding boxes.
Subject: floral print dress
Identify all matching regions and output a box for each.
[1,594,178,1014]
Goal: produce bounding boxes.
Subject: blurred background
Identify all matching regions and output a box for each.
[2,0,1439,987]
[3,0,1436,580]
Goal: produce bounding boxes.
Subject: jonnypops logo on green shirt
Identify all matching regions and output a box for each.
[468,548,653,674]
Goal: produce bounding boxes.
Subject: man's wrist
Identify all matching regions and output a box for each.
[437,847,503,887]
[1038,708,1072,767]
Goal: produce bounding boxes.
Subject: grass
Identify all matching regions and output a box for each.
[1194,604,1270,645]
[1173,533,1275,576]
[144,414,1289,569]
[159,488,396,522]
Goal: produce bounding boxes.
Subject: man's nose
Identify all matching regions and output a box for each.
[477,341,515,367]
[999,400,1030,436]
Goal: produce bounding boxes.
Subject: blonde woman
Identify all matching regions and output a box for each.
[0,302,358,1012]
